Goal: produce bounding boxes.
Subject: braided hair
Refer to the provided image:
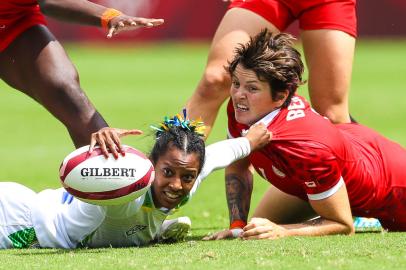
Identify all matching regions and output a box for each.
[150,111,206,173]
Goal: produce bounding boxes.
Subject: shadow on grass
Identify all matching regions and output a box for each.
[355,230,385,234]
[192,227,223,231]
[10,228,233,253]
[162,234,237,243]
[12,248,109,256]
[187,235,238,241]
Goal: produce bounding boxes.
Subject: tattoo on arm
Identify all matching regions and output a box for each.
[225,173,253,224]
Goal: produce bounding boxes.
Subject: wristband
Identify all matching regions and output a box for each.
[101,8,122,29]
[230,220,247,229]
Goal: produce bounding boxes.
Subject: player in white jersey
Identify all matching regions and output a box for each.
[0,115,271,249]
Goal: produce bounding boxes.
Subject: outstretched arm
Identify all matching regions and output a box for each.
[199,124,271,179]
[38,0,164,38]
[242,182,355,239]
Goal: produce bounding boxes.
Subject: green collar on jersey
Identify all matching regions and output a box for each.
[143,189,190,214]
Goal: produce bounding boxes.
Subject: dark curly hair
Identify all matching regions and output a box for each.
[227,29,304,107]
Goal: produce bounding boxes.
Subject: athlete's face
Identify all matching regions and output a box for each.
[151,145,200,209]
[230,64,287,125]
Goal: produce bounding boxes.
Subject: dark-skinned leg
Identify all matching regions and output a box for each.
[0,25,108,147]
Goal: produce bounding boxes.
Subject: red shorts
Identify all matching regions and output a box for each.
[372,187,406,231]
[0,5,46,53]
[229,0,357,37]
[338,123,406,231]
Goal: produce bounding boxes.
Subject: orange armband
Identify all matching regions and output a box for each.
[230,220,247,229]
[101,8,122,29]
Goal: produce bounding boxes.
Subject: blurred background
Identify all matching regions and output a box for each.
[0,0,405,198]
[47,0,406,41]
[45,0,406,42]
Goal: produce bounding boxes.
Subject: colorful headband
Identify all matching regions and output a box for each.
[150,109,206,138]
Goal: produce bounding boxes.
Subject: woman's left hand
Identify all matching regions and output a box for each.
[242,217,289,240]
[89,127,143,159]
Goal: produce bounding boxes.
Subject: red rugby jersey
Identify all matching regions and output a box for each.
[227,95,401,216]
[0,0,40,22]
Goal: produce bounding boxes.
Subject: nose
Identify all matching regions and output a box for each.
[168,177,182,191]
[232,87,246,100]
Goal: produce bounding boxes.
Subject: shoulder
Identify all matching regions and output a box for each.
[277,96,320,125]
[271,96,341,144]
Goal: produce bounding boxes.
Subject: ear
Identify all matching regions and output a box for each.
[275,89,290,107]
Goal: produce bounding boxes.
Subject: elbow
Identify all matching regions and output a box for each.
[348,224,355,235]
[326,218,355,236]
[342,223,355,235]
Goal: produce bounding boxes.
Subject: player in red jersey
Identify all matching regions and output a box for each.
[186,0,356,137]
[0,0,163,148]
[204,30,406,240]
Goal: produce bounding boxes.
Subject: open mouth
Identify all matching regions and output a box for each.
[163,191,182,200]
[236,103,249,112]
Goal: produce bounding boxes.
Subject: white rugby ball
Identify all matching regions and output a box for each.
[59,145,155,206]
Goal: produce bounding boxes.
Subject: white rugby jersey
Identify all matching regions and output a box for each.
[30,137,251,248]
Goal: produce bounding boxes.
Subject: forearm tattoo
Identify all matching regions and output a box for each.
[225,173,253,223]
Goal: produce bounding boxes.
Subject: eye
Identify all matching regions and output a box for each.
[247,85,258,92]
[181,174,196,183]
[162,168,174,177]
[232,79,240,88]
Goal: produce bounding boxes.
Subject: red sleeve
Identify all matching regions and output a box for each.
[277,141,342,199]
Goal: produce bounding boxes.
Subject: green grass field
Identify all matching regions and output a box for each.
[0,40,406,269]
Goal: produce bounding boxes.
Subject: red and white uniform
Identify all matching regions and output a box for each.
[0,0,46,52]
[229,0,357,37]
[227,95,406,231]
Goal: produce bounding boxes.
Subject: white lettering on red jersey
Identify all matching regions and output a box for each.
[227,95,406,216]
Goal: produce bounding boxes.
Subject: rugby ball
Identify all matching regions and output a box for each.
[59,145,155,206]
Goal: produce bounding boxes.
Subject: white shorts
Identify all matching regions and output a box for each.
[0,182,38,249]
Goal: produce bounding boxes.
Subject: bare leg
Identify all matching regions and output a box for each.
[301,30,355,124]
[0,25,108,147]
[253,185,317,224]
[186,8,279,137]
